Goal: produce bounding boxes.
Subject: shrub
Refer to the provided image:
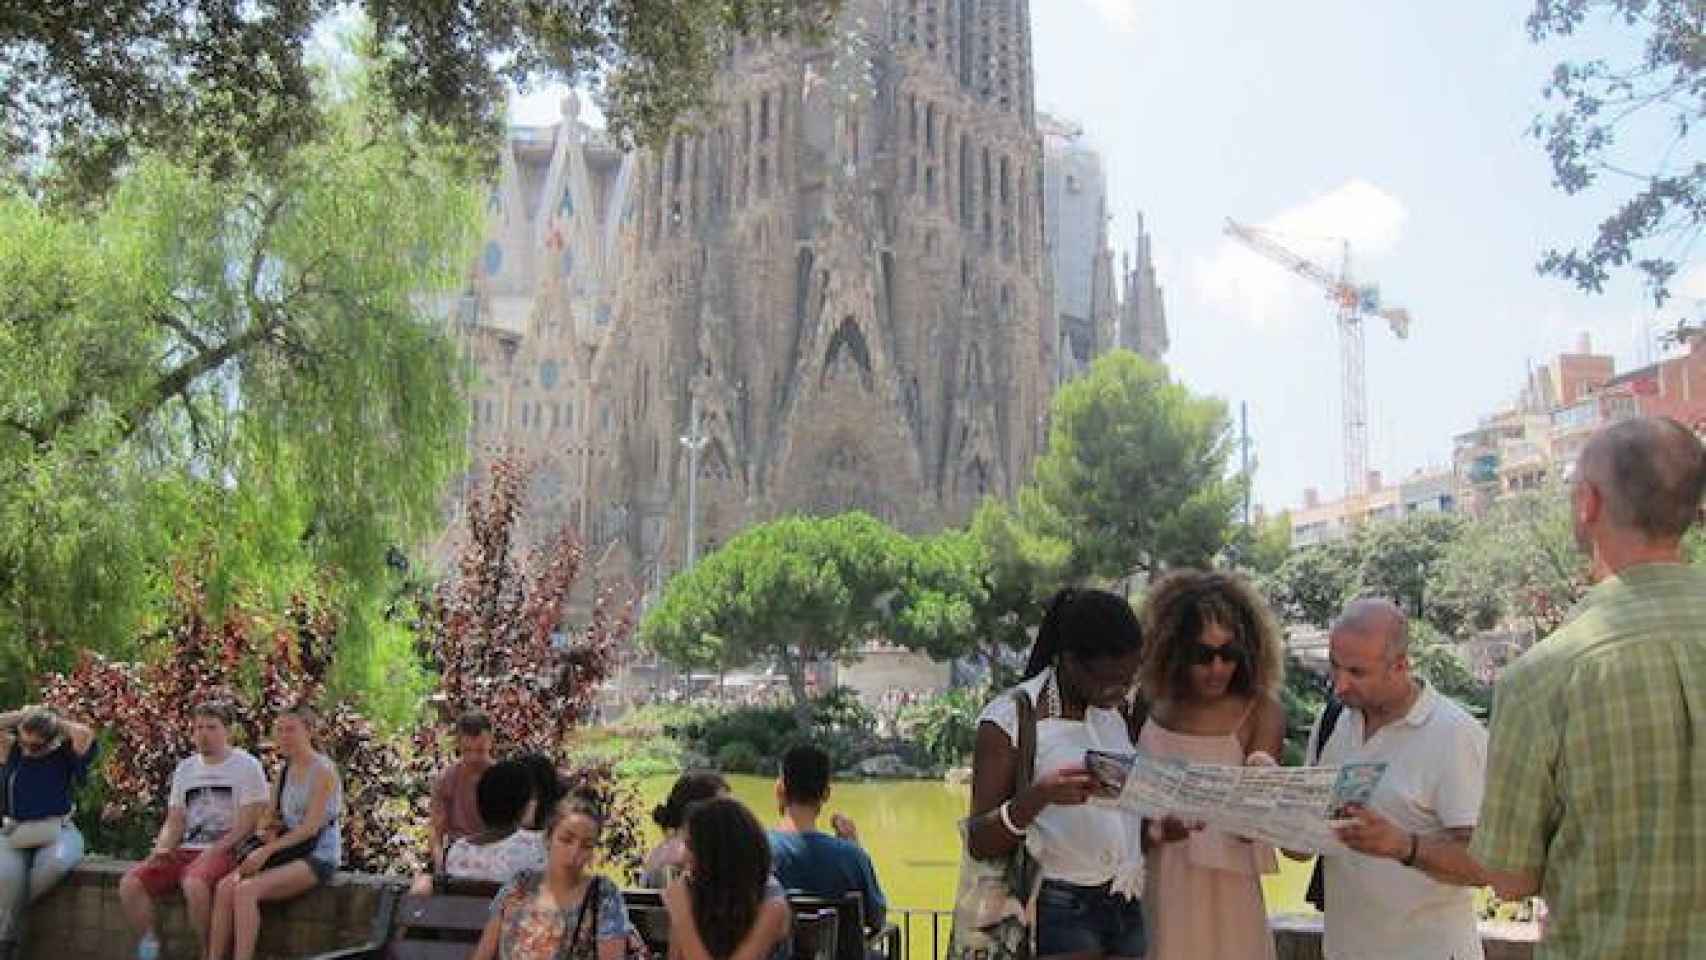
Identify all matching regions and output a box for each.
[715,740,765,774]
[898,688,983,768]
[684,687,880,773]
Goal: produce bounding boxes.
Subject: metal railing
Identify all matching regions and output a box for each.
[891,908,953,960]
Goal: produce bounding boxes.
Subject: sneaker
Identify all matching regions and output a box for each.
[136,934,160,960]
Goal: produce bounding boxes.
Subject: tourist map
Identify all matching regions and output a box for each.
[1084,750,1388,855]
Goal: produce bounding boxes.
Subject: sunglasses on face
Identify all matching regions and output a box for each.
[1187,641,1248,668]
[17,736,50,754]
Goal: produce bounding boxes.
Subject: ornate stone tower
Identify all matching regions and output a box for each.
[593,0,1053,585]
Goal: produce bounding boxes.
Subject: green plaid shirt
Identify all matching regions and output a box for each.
[1471,563,1706,958]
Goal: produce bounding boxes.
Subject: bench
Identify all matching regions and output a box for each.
[785,893,900,960]
[308,877,500,960]
[307,880,843,960]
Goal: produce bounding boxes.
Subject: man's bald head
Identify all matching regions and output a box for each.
[1331,597,1409,658]
[1577,416,1706,542]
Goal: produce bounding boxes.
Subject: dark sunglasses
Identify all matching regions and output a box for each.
[1187,641,1249,668]
[17,735,51,753]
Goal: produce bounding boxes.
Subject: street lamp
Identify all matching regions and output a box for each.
[680,394,709,570]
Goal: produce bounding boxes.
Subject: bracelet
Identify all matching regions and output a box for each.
[1401,834,1420,867]
[997,801,1027,837]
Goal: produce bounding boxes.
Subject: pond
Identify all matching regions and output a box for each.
[633,774,1315,915]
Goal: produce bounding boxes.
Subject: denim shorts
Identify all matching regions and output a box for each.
[1034,879,1146,958]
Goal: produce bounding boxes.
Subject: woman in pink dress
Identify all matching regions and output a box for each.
[1137,570,1288,960]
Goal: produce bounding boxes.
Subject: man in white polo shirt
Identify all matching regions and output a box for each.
[1313,598,1491,960]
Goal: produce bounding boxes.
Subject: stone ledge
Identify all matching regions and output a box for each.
[1269,913,1538,960]
[18,857,401,960]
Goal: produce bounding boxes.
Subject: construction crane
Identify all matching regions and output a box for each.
[1223,218,1413,498]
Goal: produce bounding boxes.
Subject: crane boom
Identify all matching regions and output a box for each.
[1222,217,1413,498]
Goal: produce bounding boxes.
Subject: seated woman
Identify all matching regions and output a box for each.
[207,704,342,960]
[663,797,791,960]
[444,759,547,884]
[640,771,728,888]
[473,791,631,960]
[0,706,98,943]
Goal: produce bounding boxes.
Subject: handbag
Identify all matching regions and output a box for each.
[234,759,323,868]
[945,686,1039,960]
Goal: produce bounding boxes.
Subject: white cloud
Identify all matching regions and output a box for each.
[1084,0,1141,34]
[1190,179,1410,331]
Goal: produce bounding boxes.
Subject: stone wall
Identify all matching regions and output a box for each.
[1269,914,1537,960]
[19,858,395,960]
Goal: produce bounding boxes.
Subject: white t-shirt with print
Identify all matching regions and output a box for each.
[1315,682,1488,960]
[977,669,1146,890]
[446,828,548,883]
[169,749,269,850]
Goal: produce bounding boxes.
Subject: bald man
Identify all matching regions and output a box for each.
[1471,416,1706,958]
[1308,598,1491,959]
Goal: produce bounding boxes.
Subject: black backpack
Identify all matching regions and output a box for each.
[1303,699,1346,913]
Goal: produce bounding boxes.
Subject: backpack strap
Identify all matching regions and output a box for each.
[1012,688,1037,790]
[1308,699,1346,766]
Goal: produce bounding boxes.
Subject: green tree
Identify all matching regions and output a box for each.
[1246,512,1294,576]
[1686,524,1704,564]
[1409,623,1491,716]
[1526,0,1704,304]
[1433,490,1588,640]
[4,1,840,200]
[1266,542,1360,629]
[0,75,476,699]
[639,513,918,722]
[1032,350,1244,579]
[1353,513,1465,620]
[885,497,1073,685]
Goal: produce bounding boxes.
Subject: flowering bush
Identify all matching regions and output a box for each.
[40,453,644,877]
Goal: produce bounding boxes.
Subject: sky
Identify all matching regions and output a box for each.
[512,1,1699,513]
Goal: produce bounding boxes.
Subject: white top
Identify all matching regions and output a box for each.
[1314,682,1488,960]
[446,828,548,883]
[169,749,269,850]
[978,669,1145,891]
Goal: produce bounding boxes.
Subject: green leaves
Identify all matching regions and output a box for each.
[1031,350,1242,579]
[0,68,478,701]
[1527,0,1706,304]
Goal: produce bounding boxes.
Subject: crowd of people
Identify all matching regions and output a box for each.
[0,414,1698,960]
[962,415,1703,960]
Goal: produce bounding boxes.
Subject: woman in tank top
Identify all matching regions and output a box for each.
[967,588,1151,960]
[1136,570,1288,960]
[207,704,343,960]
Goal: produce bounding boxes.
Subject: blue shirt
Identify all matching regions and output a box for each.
[4,740,98,820]
[768,830,887,929]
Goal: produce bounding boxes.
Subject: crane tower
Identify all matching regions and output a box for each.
[1223,218,1412,498]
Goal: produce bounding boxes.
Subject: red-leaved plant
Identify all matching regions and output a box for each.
[40,452,643,878]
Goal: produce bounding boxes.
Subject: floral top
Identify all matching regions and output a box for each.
[491,871,631,960]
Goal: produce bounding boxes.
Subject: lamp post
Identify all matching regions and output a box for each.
[680,393,709,571]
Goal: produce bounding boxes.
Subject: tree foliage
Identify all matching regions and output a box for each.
[1352,513,1465,619]
[39,454,647,878]
[639,513,922,716]
[1527,0,1706,304]
[0,72,476,698]
[1428,489,1588,638]
[1031,350,1244,579]
[1265,543,1361,630]
[3,0,840,200]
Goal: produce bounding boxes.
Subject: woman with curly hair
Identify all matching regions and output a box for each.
[1136,570,1288,960]
[663,796,791,960]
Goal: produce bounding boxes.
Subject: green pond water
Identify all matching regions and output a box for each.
[633,775,1315,916]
